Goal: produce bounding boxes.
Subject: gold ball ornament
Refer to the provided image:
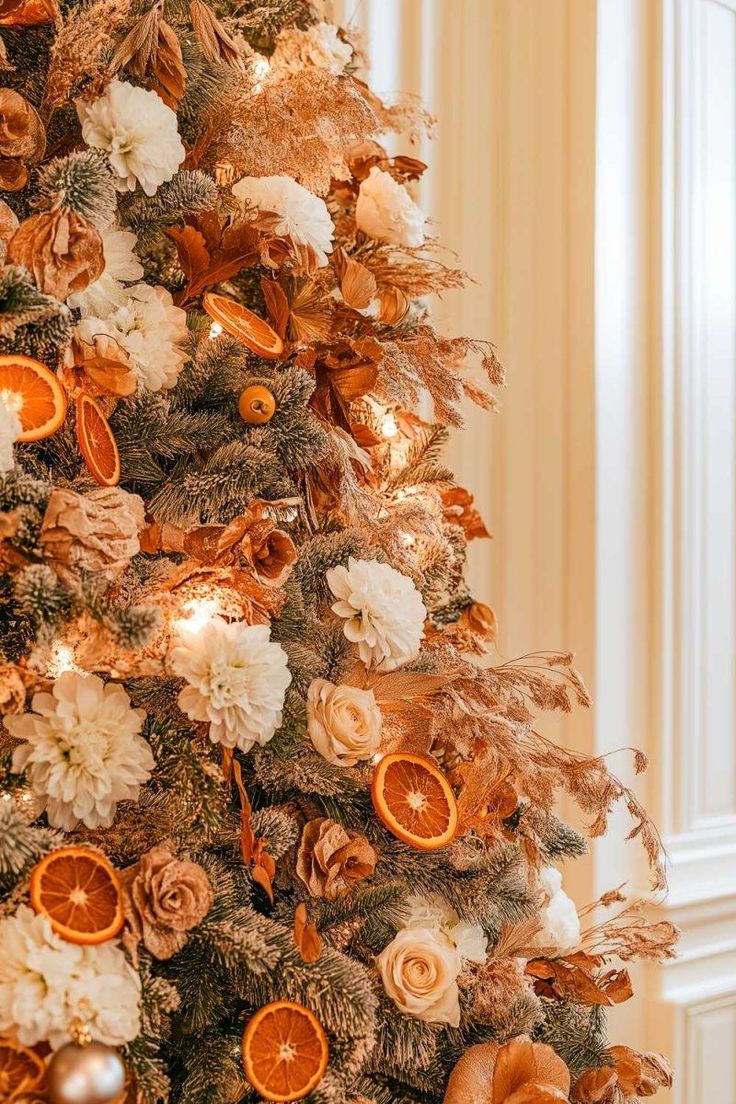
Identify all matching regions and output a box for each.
[238,385,276,425]
[46,1042,127,1104]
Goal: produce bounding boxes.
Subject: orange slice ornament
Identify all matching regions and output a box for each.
[371,752,459,851]
[242,1000,329,1103]
[0,354,66,441]
[75,393,120,486]
[29,845,124,946]
[203,292,284,359]
[0,1039,45,1100]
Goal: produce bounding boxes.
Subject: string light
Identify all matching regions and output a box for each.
[172,595,222,636]
[46,642,82,679]
[252,56,271,93]
[208,321,223,340]
[381,411,399,439]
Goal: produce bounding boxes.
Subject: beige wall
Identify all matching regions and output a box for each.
[341,0,736,1098]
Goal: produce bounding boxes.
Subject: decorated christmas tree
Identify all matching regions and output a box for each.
[0,3,677,1103]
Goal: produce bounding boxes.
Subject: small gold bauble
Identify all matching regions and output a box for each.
[238,385,276,425]
[46,1041,126,1104]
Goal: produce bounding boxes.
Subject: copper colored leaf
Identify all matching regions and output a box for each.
[334,247,377,310]
[7,208,104,299]
[153,19,186,106]
[526,956,633,1007]
[377,284,409,325]
[610,1047,672,1098]
[293,902,322,963]
[167,224,211,282]
[168,215,259,302]
[112,3,161,75]
[190,0,243,69]
[260,277,289,338]
[572,1067,618,1103]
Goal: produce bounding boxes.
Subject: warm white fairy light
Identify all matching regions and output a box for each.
[172,595,223,636]
[252,56,271,93]
[400,531,416,549]
[46,642,82,679]
[208,321,223,340]
[381,412,399,439]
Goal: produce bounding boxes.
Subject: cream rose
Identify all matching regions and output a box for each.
[377,926,461,1026]
[306,678,382,765]
[355,166,426,249]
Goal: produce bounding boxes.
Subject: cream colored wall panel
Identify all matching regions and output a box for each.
[686,996,736,1103]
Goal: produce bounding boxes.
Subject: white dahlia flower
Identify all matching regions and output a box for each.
[77,79,185,196]
[356,166,426,249]
[0,396,21,473]
[168,616,292,753]
[405,894,488,966]
[68,227,144,315]
[76,282,189,392]
[326,558,427,671]
[232,174,334,267]
[5,671,153,831]
[0,906,141,1049]
[534,865,581,955]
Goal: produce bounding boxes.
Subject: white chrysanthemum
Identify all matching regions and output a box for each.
[76,283,189,392]
[405,894,487,965]
[77,79,185,196]
[356,166,426,248]
[326,557,427,671]
[0,906,141,1049]
[5,671,154,831]
[0,397,21,473]
[68,228,144,315]
[535,865,581,955]
[270,22,352,77]
[169,616,292,753]
[232,175,334,267]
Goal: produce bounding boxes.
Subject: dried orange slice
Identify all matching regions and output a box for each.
[0,354,66,442]
[242,1000,329,1103]
[75,394,120,486]
[29,845,124,946]
[0,1039,45,1100]
[203,292,284,359]
[371,752,458,851]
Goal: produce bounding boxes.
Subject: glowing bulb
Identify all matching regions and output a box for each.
[400,531,416,549]
[252,56,271,92]
[208,321,223,340]
[173,596,222,636]
[46,642,81,679]
[381,412,399,439]
[370,752,384,765]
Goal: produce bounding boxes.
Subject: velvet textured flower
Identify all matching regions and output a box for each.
[121,845,214,964]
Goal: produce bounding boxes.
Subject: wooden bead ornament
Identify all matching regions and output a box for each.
[238,385,276,425]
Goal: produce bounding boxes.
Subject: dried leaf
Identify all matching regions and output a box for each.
[334,247,377,310]
[7,208,104,299]
[112,3,185,108]
[190,0,243,70]
[293,902,322,963]
[525,955,633,1007]
[167,214,259,303]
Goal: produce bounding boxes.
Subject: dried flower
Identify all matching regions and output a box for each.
[444,1036,571,1104]
[0,662,27,714]
[306,678,382,765]
[77,79,185,196]
[296,817,376,900]
[533,866,581,955]
[168,616,291,753]
[6,208,104,300]
[326,557,427,671]
[40,486,145,581]
[232,174,334,269]
[0,906,141,1049]
[356,167,426,248]
[248,520,298,587]
[121,845,213,964]
[0,89,45,191]
[270,22,352,79]
[6,671,153,831]
[0,397,20,473]
[0,199,18,255]
[76,282,189,393]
